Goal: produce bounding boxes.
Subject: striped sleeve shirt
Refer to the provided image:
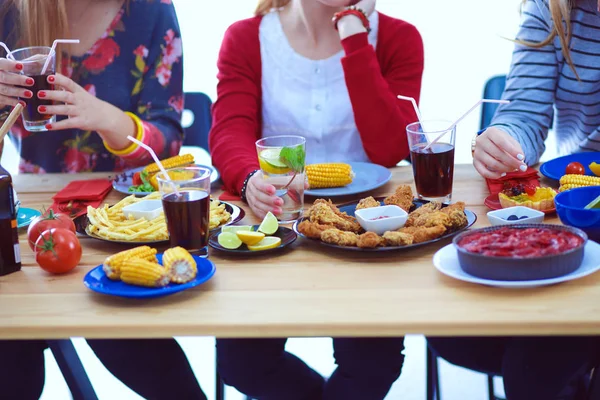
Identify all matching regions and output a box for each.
[491,0,600,165]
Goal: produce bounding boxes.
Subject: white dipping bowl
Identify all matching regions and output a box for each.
[355,205,408,235]
[122,199,164,220]
[487,206,544,226]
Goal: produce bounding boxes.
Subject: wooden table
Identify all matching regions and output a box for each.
[2,164,598,340]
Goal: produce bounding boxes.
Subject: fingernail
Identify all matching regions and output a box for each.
[520,165,527,172]
[38,91,46,98]
[45,124,52,130]
[38,106,46,113]
[15,63,23,71]
[23,90,32,98]
[47,75,55,83]
[501,172,507,177]
[25,78,34,86]
[275,198,283,206]
[273,207,282,215]
[17,100,25,107]
[517,154,525,161]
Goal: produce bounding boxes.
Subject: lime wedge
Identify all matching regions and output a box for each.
[247,236,282,251]
[236,231,266,246]
[259,149,291,174]
[258,211,279,235]
[218,232,243,249]
[221,225,253,233]
[585,194,600,209]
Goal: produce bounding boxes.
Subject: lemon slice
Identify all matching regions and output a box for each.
[589,162,600,177]
[218,232,242,249]
[236,231,266,246]
[257,212,279,235]
[259,149,291,174]
[247,236,282,251]
[222,225,253,233]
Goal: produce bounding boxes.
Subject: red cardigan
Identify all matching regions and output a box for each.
[209,13,424,195]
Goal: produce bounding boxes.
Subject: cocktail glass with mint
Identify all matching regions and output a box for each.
[256,135,306,223]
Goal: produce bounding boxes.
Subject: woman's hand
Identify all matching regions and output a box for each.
[246,171,284,220]
[0,59,33,107]
[336,0,376,40]
[473,127,527,179]
[40,73,134,150]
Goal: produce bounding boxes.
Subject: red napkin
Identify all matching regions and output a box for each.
[486,167,540,195]
[219,188,241,202]
[49,179,112,218]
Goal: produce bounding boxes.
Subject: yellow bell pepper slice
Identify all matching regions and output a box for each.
[589,162,600,177]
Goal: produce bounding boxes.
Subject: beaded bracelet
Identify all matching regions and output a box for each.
[332,6,371,33]
[240,169,260,203]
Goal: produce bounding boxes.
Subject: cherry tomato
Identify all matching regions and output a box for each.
[523,184,536,196]
[132,172,142,186]
[565,162,585,175]
[27,210,76,251]
[34,228,82,274]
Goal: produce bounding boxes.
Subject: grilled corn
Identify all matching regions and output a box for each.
[306,163,354,189]
[121,259,171,287]
[162,246,197,283]
[143,154,194,175]
[559,174,600,192]
[103,246,157,280]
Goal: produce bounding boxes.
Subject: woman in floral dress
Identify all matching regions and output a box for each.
[0,1,206,399]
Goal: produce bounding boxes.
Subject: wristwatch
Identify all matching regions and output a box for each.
[471,128,486,156]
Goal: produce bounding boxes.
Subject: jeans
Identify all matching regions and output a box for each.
[427,336,599,400]
[0,339,206,400]
[217,337,405,400]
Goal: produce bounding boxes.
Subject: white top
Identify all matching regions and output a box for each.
[259,11,379,164]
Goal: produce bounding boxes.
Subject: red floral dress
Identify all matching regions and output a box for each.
[6,0,184,173]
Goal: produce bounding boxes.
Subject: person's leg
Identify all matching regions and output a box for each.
[427,336,508,376]
[324,337,405,400]
[503,336,599,400]
[87,338,206,400]
[0,340,47,400]
[216,338,324,400]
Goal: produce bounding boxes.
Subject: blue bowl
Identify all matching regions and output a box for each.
[554,186,600,242]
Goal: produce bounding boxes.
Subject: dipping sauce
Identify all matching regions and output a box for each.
[457,227,584,258]
[369,216,391,220]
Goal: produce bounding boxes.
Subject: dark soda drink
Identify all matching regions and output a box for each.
[162,190,209,253]
[410,142,455,200]
[0,165,21,276]
[20,74,54,123]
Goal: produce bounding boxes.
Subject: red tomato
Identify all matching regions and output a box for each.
[27,210,76,251]
[132,172,142,186]
[566,162,585,175]
[34,228,82,274]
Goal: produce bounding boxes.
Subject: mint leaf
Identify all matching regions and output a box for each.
[279,146,305,173]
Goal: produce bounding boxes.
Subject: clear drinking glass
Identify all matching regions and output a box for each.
[157,166,212,257]
[256,135,306,223]
[9,46,56,132]
[406,120,456,204]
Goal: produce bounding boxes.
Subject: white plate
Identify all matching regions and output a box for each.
[433,241,600,288]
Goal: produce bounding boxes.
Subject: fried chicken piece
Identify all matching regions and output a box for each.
[308,202,362,233]
[441,201,465,213]
[357,232,384,248]
[382,231,414,246]
[356,196,380,210]
[441,209,468,231]
[383,185,414,212]
[406,202,442,227]
[399,225,447,243]
[311,199,355,221]
[297,220,333,239]
[412,211,451,228]
[321,229,359,247]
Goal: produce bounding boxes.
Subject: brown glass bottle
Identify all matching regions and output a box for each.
[0,165,21,275]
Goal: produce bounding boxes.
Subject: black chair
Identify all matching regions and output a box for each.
[47,340,98,400]
[183,92,212,152]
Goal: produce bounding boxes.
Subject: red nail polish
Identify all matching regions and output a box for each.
[45,124,52,130]
[24,90,33,98]
[38,91,46,98]
[18,101,25,107]
[47,75,55,83]
[25,78,34,85]
[15,64,23,71]
[38,106,47,113]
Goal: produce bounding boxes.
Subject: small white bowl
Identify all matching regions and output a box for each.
[122,200,163,220]
[355,205,408,235]
[487,206,544,226]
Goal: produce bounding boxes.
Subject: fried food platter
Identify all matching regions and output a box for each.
[293,185,477,252]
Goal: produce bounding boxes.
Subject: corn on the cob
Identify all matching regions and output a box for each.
[121,259,171,287]
[559,174,600,192]
[306,163,354,189]
[103,246,157,280]
[162,246,197,283]
[149,169,197,190]
[143,154,194,175]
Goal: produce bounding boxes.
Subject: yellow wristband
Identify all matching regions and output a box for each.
[104,112,144,156]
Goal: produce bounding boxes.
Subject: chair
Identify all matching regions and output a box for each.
[480,75,507,130]
[182,92,213,152]
[47,340,98,400]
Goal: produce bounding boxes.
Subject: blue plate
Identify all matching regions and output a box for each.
[17,208,41,229]
[539,152,600,180]
[305,162,392,197]
[111,164,220,196]
[83,254,216,298]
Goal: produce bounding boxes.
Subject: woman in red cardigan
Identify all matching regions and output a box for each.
[210,0,423,398]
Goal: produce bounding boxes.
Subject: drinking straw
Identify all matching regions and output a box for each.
[40,39,80,75]
[126,135,180,196]
[0,42,14,60]
[423,99,510,151]
[0,103,23,143]
[397,95,425,127]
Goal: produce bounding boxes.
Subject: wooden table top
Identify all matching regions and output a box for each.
[3,164,598,340]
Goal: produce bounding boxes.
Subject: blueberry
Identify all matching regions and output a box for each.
[519,216,529,220]
[507,215,518,221]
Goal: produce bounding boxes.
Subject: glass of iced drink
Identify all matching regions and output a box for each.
[406,120,456,204]
[9,46,56,132]
[256,135,306,223]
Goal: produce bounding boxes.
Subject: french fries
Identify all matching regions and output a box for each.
[86,192,232,242]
